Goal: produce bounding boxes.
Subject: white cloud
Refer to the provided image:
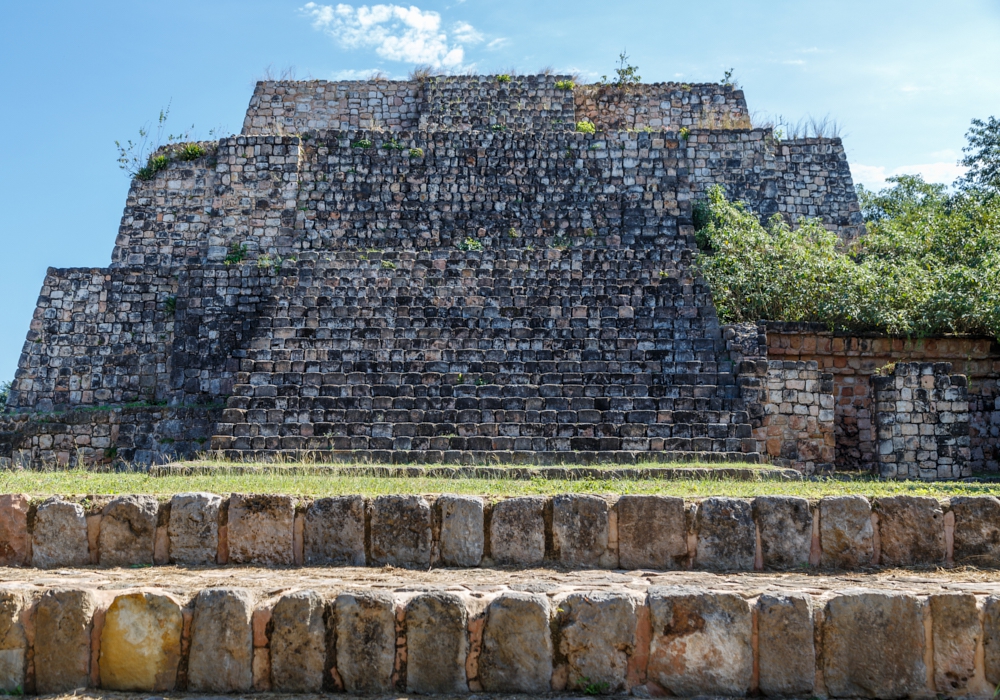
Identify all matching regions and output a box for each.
[301,2,479,68]
[851,161,967,190]
[331,67,386,79]
[485,37,509,50]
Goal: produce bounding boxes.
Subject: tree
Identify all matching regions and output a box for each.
[960,116,1000,194]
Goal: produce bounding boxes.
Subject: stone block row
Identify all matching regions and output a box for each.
[5,583,1000,697]
[3,491,1000,571]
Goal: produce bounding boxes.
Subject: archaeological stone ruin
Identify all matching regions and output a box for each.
[1,75,998,478]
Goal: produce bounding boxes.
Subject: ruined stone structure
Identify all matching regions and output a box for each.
[0,75,912,470]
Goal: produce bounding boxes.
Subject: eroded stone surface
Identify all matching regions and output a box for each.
[269,590,326,693]
[370,495,431,568]
[227,494,294,566]
[822,590,925,698]
[99,591,182,691]
[820,496,874,568]
[617,495,687,570]
[31,497,89,568]
[0,495,30,567]
[875,495,945,566]
[951,496,1000,566]
[302,496,365,566]
[438,495,484,567]
[167,492,221,565]
[985,595,1000,686]
[647,586,752,697]
[405,592,468,694]
[479,592,552,693]
[694,497,754,570]
[930,592,979,694]
[756,593,814,696]
[558,591,636,694]
[34,588,96,694]
[753,496,812,570]
[490,496,545,566]
[99,495,159,567]
[335,591,396,694]
[0,590,27,692]
[552,494,611,568]
[187,587,254,692]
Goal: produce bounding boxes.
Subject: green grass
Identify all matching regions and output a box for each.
[0,467,997,499]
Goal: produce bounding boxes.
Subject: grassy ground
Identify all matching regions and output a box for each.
[1,466,998,499]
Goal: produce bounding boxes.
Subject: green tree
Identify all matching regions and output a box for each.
[960,116,1000,194]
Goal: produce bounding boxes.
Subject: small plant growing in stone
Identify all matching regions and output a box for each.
[555,79,575,90]
[720,67,737,87]
[599,50,641,89]
[381,139,405,151]
[585,227,596,237]
[491,124,507,132]
[496,74,512,84]
[680,83,692,91]
[176,143,206,161]
[552,235,570,249]
[576,121,596,134]
[409,147,424,158]
[579,678,610,695]
[508,227,519,239]
[381,260,396,270]
[457,373,466,384]
[525,243,535,251]
[679,126,691,140]
[458,237,484,252]
[475,377,486,386]
[116,102,194,180]
[164,296,177,315]
[351,139,374,149]
[659,270,669,278]
[137,154,170,180]
[224,243,248,265]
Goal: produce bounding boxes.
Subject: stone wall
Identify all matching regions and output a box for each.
[574,82,748,132]
[873,363,971,480]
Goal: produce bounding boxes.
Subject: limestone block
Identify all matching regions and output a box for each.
[552,494,611,567]
[370,495,432,568]
[405,592,468,694]
[32,497,89,568]
[490,497,545,566]
[819,496,874,568]
[617,495,687,570]
[34,588,97,693]
[98,495,159,566]
[930,592,979,694]
[0,495,30,567]
[753,496,812,570]
[756,593,814,696]
[187,588,254,692]
[647,586,753,697]
[269,590,326,693]
[0,590,27,692]
[479,592,552,693]
[438,494,484,567]
[984,595,1000,685]
[167,492,221,565]
[876,496,945,566]
[694,497,755,570]
[99,591,182,691]
[227,494,294,566]
[822,590,925,698]
[302,495,365,566]
[558,591,636,694]
[335,591,396,694]
[950,496,1000,566]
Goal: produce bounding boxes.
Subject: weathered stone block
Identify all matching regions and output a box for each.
[647,586,753,697]
[753,496,812,570]
[0,495,30,567]
[558,591,636,694]
[617,495,687,570]
[490,496,545,566]
[876,496,945,566]
[405,592,468,694]
[756,593,814,696]
[370,495,431,568]
[951,496,1000,566]
[819,496,874,568]
[99,495,159,566]
[694,497,754,570]
[984,595,1000,686]
[188,588,254,692]
[335,591,396,694]
[31,497,89,568]
[303,495,365,566]
[822,590,925,698]
[479,592,552,693]
[0,590,27,692]
[438,494,484,567]
[930,592,979,694]
[99,591,182,691]
[551,494,612,567]
[227,494,294,566]
[34,588,97,693]
[167,492,221,565]
[269,590,326,693]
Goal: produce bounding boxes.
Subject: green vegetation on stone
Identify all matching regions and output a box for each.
[576,121,596,134]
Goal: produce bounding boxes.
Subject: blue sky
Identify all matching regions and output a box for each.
[0,0,998,383]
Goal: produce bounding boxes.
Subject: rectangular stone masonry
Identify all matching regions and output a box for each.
[557,591,637,695]
[694,497,755,570]
[302,495,366,566]
[489,496,546,566]
[952,496,1000,566]
[617,495,688,570]
[875,495,946,566]
[99,591,182,691]
[98,495,158,567]
[268,590,326,693]
[930,592,980,694]
[405,592,468,694]
[756,593,814,696]
[227,494,295,566]
[369,495,431,568]
[753,496,812,570]
[167,492,221,565]
[437,495,484,567]
[187,588,254,692]
[0,591,26,693]
[31,497,89,568]
[820,495,874,569]
[478,592,552,694]
[33,588,97,694]
[0,495,29,567]
[551,494,614,568]
[334,591,396,694]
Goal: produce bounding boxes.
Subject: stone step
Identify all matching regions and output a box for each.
[1,567,997,696]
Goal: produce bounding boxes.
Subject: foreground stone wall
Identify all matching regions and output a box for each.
[2,491,998,571]
[2,580,1000,697]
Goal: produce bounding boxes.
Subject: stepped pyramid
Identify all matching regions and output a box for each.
[2,75,862,466]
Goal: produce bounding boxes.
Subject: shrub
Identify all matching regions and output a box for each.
[223,243,248,265]
[555,79,575,90]
[381,139,405,151]
[458,237,484,252]
[176,142,206,161]
[409,147,424,158]
[576,121,596,134]
[381,260,396,269]
[136,154,169,180]
[598,51,641,89]
[491,124,507,132]
[351,139,373,149]
[679,127,691,141]
[497,74,512,84]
